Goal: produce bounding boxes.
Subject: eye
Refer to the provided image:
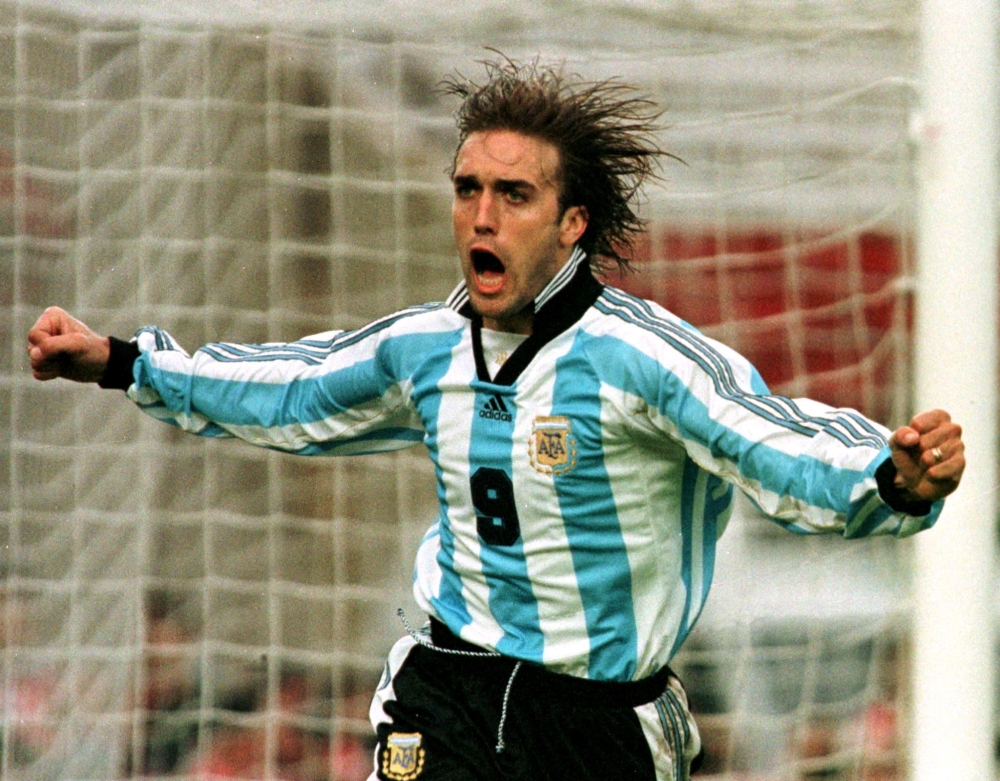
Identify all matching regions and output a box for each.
[453,178,478,198]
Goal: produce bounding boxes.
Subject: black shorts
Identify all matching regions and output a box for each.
[369,620,701,781]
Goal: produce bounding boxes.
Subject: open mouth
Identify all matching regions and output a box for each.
[471,248,506,292]
[472,248,504,275]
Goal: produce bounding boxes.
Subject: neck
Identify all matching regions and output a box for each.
[482,310,533,335]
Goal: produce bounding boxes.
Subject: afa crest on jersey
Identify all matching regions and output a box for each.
[529,415,577,475]
[381,732,425,780]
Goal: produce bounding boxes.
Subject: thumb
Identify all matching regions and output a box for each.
[889,426,919,451]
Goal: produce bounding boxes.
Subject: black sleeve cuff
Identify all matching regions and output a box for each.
[98,336,140,390]
[875,457,933,516]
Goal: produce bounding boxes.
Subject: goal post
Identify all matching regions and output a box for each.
[910,0,999,778]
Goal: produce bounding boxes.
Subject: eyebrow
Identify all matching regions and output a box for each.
[496,179,534,195]
[452,174,537,194]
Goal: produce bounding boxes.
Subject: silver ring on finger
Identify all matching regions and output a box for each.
[931,446,944,463]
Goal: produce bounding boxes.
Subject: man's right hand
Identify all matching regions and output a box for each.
[28,306,111,383]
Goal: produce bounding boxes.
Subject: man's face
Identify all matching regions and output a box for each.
[452,130,587,334]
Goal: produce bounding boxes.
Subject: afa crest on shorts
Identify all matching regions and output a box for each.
[529,415,577,475]
[381,732,426,780]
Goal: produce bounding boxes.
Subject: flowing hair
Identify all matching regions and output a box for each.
[440,55,674,274]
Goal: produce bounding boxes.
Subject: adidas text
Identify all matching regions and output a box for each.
[479,396,512,423]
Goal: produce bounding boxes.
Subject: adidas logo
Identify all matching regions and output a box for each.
[478,394,513,423]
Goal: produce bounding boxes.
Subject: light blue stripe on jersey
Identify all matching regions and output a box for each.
[669,457,731,659]
[136,398,422,454]
[551,340,638,680]
[468,381,544,662]
[135,331,450,432]
[582,328,865,525]
[599,290,887,450]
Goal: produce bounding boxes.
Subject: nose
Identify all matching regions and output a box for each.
[473,191,498,234]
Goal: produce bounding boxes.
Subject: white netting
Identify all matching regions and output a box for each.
[0,1,921,779]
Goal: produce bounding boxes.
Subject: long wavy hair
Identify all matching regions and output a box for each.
[440,55,673,275]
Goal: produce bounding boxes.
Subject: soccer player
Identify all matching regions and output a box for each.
[27,58,964,781]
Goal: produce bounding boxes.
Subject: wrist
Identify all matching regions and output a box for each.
[97,336,140,390]
[875,457,933,516]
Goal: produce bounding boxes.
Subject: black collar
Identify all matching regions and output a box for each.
[464,259,604,385]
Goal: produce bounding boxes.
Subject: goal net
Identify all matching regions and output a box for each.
[0,1,922,778]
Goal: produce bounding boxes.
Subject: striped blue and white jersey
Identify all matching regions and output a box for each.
[125,249,941,682]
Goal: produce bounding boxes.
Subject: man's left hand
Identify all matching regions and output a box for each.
[888,409,965,503]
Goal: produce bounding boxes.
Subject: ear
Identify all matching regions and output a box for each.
[558,205,589,248]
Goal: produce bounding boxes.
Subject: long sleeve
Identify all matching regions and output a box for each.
[123,305,459,457]
[594,287,942,539]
